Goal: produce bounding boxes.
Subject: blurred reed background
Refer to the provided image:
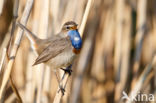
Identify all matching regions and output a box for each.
[0,0,156,103]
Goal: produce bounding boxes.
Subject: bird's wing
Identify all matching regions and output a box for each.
[35,36,61,54]
[33,37,71,65]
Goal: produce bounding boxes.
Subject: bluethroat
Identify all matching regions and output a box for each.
[17,21,82,74]
[17,21,82,94]
[18,21,82,77]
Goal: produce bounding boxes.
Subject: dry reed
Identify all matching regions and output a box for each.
[0,0,156,103]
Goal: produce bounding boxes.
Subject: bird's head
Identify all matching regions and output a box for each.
[62,21,78,32]
[62,21,82,50]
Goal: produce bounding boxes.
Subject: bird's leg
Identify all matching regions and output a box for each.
[60,65,72,75]
[54,71,65,95]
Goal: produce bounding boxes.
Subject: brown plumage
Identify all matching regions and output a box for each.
[17,21,79,69]
[33,36,72,65]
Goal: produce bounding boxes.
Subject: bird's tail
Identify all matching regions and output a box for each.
[17,22,40,50]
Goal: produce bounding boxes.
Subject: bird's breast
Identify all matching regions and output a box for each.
[46,48,76,69]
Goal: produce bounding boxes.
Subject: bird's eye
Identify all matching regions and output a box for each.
[66,27,70,30]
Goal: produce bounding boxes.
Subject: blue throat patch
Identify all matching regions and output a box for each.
[67,30,82,49]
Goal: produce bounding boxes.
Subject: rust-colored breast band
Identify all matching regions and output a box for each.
[72,48,81,54]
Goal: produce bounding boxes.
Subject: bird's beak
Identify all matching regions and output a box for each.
[71,25,78,30]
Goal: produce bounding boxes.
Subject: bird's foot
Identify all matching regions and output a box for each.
[60,68,72,75]
[58,85,65,95]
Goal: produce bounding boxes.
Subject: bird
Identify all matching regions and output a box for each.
[17,21,82,73]
[17,21,82,95]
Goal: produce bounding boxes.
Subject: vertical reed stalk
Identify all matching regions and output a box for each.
[0,0,34,99]
[132,0,147,88]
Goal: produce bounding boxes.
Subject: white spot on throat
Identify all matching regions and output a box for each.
[74,37,80,41]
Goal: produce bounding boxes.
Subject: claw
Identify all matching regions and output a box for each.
[60,68,72,75]
[60,65,72,75]
[58,86,65,95]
